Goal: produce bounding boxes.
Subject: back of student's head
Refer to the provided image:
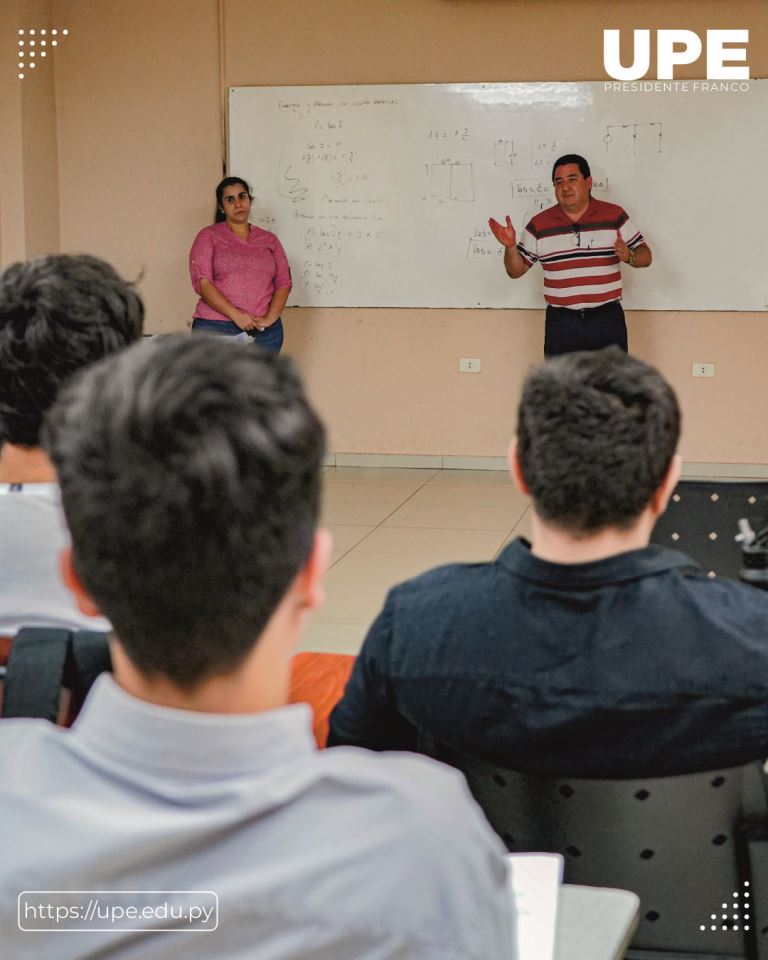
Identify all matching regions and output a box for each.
[0,254,144,447]
[517,347,680,533]
[43,335,325,688]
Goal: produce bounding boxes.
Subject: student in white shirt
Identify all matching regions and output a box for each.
[0,254,144,635]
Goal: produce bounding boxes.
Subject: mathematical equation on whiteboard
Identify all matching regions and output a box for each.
[253,97,398,296]
[255,96,619,299]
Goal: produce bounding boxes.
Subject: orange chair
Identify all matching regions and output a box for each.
[288,652,355,748]
[1,633,355,748]
[0,635,10,714]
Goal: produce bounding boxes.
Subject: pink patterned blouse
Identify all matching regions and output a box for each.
[189,222,292,322]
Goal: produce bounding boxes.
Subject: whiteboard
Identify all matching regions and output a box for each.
[229,82,768,311]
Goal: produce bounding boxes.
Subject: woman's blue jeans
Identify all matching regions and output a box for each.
[191,317,284,354]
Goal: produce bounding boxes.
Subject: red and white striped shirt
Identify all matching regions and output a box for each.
[517,198,647,310]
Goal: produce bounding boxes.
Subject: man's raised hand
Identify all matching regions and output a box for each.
[488,216,517,248]
[614,229,630,263]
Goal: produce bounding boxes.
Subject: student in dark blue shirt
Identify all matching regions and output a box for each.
[330,347,768,777]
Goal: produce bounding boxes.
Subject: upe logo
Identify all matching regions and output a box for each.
[603,30,749,81]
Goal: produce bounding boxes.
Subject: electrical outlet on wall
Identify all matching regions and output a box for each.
[459,358,481,373]
[692,362,715,378]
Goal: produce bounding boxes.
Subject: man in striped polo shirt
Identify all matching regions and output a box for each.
[489,154,652,357]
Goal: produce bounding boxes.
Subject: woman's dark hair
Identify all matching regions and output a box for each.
[214,176,253,223]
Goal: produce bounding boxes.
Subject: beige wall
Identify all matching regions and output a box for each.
[0,0,59,264]
[21,0,59,257]
[7,0,768,461]
[0,0,26,268]
[53,0,222,329]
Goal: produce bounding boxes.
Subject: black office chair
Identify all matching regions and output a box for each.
[651,479,768,581]
[427,740,768,960]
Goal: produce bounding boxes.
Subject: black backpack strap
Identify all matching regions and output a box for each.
[2,628,112,722]
[67,630,112,705]
[2,628,71,721]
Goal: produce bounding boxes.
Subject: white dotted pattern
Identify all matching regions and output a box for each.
[702,886,750,935]
[14,25,68,78]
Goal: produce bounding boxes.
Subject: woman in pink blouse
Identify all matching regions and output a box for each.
[189,177,292,353]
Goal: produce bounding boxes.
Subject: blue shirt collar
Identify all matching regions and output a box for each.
[498,537,698,588]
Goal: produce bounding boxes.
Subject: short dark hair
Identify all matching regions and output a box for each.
[214,176,253,223]
[552,154,591,182]
[0,255,144,447]
[517,347,680,533]
[43,335,325,688]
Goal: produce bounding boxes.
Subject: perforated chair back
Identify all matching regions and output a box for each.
[428,742,768,958]
[651,479,768,580]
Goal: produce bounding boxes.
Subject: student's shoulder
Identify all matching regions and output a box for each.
[320,741,463,788]
[0,715,61,743]
[357,559,506,650]
[405,554,497,586]
[0,719,68,782]
[683,567,768,607]
[321,745,500,848]
[311,747,511,953]
[384,557,502,612]
[674,565,768,638]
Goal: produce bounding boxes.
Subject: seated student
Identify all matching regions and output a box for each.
[0,255,143,636]
[0,337,512,959]
[330,347,768,777]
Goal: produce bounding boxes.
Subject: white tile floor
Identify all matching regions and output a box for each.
[299,466,531,655]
